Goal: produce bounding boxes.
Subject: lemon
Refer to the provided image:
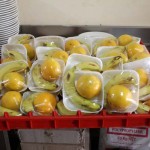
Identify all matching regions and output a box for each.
[23,44,35,60]
[65,39,80,51]
[33,92,57,114]
[107,85,132,111]
[3,72,25,91]
[118,34,133,46]
[76,75,101,99]
[41,58,61,81]
[70,46,87,55]
[136,68,148,88]
[126,42,144,58]
[1,91,22,111]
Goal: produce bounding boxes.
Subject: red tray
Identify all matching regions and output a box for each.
[0,111,150,130]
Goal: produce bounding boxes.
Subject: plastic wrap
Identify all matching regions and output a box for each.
[124,58,150,101]
[34,36,65,49]
[65,36,91,55]
[92,36,118,56]
[28,59,65,93]
[35,46,68,64]
[1,44,27,63]
[21,91,57,116]
[8,34,36,60]
[0,60,28,96]
[63,54,103,113]
[102,70,139,113]
[0,91,22,116]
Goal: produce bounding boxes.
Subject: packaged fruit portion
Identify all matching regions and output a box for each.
[123,58,150,101]
[103,70,139,113]
[0,60,28,94]
[21,91,57,115]
[92,37,118,56]
[34,36,64,49]
[28,58,65,93]
[126,42,145,59]
[0,91,22,116]
[1,44,28,63]
[118,34,141,46]
[63,54,103,113]
[65,37,91,55]
[96,46,128,63]
[36,47,68,64]
[8,34,36,60]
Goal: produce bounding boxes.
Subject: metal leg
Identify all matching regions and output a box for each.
[0,131,11,150]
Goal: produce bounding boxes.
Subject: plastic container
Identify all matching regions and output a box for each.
[78,32,115,38]
[0,60,28,96]
[8,34,35,46]
[65,36,92,55]
[123,58,150,101]
[92,37,118,56]
[1,44,28,62]
[34,36,65,49]
[63,54,103,113]
[96,46,126,58]
[36,46,64,60]
[28,59,65,93]
[102,70,139,113]
[20,91,58,116]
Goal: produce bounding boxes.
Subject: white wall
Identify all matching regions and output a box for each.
[17,0,150,26]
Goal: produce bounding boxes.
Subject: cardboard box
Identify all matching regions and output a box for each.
[18,129,89,145]
[21,142,89,150]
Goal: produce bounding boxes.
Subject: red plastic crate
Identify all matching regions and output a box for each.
[0,111,150,130]
[0,42,149,130]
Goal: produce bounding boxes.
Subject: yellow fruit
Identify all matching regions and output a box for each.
[51,50,68,63]
[2,57,15,63]
[1,91,22,111]
[118,34,133,46]
[136,68,148,88]
[41,58,61,81]
[33,92,57,114]
[3,72,25,91]
[76,75,101,99]
[130,52,150,61]
[65,39,81,51]
[126,42,144,58]
[70,46,87,55]
[23,44,35,60]
[107,85,132,111]
[99,39,117,46]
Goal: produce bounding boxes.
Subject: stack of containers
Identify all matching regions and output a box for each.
[0,0,19,55]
